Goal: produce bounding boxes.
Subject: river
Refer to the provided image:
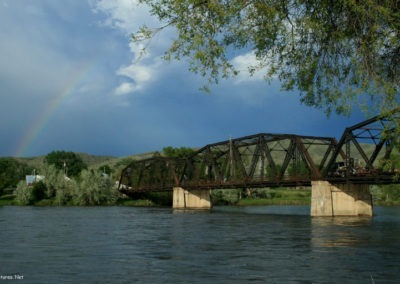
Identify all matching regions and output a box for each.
[0,205,400,283]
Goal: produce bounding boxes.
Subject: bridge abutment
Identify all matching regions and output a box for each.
[311,181,373,217]
[173,187,212,209]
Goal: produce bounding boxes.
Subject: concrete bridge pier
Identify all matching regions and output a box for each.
[173,187,212,209]
[311,181,373,217]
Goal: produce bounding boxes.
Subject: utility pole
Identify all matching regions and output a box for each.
[63,161,67,177]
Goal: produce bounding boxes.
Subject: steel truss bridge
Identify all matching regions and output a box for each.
[119,111,400,197]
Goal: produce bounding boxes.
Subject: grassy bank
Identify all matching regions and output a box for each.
[374,200,400,206]
[0,194,15,206]
[237,198,310,206]
[1,187,400,207]
[211,188,312,206]
[0,195,156,207]
[0,189,310,207]
[236,189,311,206]
[0,191,171,207]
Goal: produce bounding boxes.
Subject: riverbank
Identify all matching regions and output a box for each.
[0,194,156,207]
[0,188,400,207]
[2,192,399,207]
[0,194,14,206]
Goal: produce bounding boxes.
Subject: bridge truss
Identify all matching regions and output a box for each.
[178,134,337,189]
[119,112,400,196]
[119,134,338,194]
[325,110,400,183]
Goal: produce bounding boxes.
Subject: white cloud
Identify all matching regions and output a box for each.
[91,1,270,98]
[115,57,162,94]
[92,0,168,96]
[230,51,267,84]
[114,82,137,96]
[91,0,156,34]
[117,64,151,83]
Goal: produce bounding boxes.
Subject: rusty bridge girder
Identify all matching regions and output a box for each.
[119,134,338,193]
[179,134,337,189]
[118,156,187,196]
[325,110,400,183]
[118,111,400,195]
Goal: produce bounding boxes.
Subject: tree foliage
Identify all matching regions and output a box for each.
[31,181,47,201]
[134,0,399,116]
[45,151,87,177]
[54,177,77,206]
[97,164,113,175]
[73,170,116,206]
[37,164,77,203]
[0,158,31,191]
[14,181,32,205]
[163,146,196,158]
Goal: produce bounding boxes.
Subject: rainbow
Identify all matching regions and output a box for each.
[15,59,98,157]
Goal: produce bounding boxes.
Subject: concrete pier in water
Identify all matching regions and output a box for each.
[173,187,212,209]
[311,181,373,216]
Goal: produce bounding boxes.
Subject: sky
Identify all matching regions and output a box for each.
[1,0,368,158]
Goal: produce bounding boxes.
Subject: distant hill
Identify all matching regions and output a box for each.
[14,154,114,169]
[11,151,160,173]
[76,153,118,167]
[87,151,162,172]
[6,141,393,176]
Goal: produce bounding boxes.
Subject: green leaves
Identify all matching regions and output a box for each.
[14,181,32,205]
[132,0,399,116]
[75,170,116,206]
[45,151,87,177]
[0,158,30,190]
[162,146,195,158]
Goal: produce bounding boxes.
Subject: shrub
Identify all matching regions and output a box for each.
[14,181,32,205]
[0,158,31,191]
[73,170,117,205]
[211,189,240,205]
[31,181,47,201]
[54,178,77,206]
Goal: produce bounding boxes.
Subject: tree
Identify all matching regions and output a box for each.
[14,181,32,205]
[0,158,31,192]
[163,146,196,158]
[54,174,77,206]
[37,164,77,201]
[31,181,47,202]
[134,0,399,116]
[45,151,87,177]
[97,165,113,176]
[73,170,116,206]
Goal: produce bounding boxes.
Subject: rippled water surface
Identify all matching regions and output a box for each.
[1,205,400,283]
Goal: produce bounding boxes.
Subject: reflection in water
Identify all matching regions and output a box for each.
[339,216,371,227]
[311,217,372,248]
[1,206,399,282]
[172,208,211,214]
[312,216,372,227]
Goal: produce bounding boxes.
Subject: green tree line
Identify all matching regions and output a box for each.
[2,148,400,206]
[0,148,197,206]
[13,165,117,206]
[1,151,119,206]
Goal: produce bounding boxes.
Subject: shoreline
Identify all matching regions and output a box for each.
[1,194,399,207]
